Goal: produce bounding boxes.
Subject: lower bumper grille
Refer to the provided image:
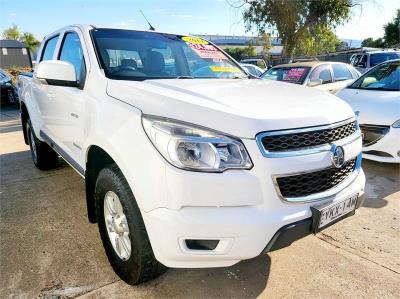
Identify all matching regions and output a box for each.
[276,158,357,198]
[360,124,390,146]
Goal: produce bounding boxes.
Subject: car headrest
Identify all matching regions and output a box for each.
[146,51,165,73]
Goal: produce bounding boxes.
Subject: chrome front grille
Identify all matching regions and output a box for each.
[261,121,357,152]
[275,158,357,199]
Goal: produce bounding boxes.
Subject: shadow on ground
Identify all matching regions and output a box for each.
[362,160,399,209]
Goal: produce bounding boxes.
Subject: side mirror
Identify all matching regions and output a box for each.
[307,79,323,87]
[36,60,78,87]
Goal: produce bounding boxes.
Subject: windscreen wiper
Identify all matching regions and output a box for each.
[176,76,194,79]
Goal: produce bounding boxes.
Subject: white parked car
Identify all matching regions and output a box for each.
[240,63,264,77]
[261,61,360,94]
[18,25,365,285]
[337,59,400,163]
[350,50,400,73]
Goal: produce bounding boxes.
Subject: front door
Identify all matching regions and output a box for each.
[48,30,88,168]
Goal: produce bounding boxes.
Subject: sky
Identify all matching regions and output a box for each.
[0,0,399,42]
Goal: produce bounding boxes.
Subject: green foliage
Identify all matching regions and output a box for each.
[21,32,41,53]
[261,32,272,52]
[243,0,355,57]
[361,37,385,48]
[294,25,342,56]
[224,45,257,60]
[383,9,400,47]
[2,25,41,53]
[2,24,21,40]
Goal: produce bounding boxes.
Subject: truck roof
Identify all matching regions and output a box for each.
[44,24,201,41]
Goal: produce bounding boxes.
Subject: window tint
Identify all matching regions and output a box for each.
[59,32,85,82]
[41,36,59,61]
[332,64,353,81]
[370,53,400,67]
[309,65,332,84]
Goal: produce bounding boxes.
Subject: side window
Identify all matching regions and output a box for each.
[360,55,367,67]
[348,66,360,79]
[309,65,332,84]
[59,32,85,83]
[332,64,353,81]
[41,35,59,61]
[352,54,361,66]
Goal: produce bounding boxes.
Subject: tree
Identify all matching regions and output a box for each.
[294,25,342,56]
[361,37,385,48]
[260,32,272,53]
[242,0,357,57]
[245,44,257,56]
[383,9,400,47]
[224,45,257,60]
[224,47,246,60]
[21,32,40,53]
[2,25,41,53]
[2,24,21,40]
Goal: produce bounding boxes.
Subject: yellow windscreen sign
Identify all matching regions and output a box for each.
[182,36,209,45]
[209,66,241,73]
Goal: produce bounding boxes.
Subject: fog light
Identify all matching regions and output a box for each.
[185,239,219,250]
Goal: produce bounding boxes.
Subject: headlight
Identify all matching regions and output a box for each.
[142,115,253,172]
[392,119,400,128]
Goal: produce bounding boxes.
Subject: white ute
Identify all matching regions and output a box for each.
[18,25,366,285]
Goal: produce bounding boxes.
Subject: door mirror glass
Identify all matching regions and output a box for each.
[36,60,78,87]
[307,79,323,87]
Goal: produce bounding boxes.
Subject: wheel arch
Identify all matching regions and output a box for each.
[85,145,117,223]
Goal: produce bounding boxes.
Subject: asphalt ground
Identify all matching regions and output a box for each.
[1,105,399,298]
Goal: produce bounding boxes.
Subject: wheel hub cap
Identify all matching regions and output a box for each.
[104,191,131,260]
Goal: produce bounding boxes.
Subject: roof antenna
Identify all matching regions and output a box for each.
[140,10,155,31]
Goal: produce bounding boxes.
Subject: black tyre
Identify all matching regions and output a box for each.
[26,119,59,170]
[95,164,167,285]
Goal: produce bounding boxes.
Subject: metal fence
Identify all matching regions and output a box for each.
[271,52,354,66]
[270,47,382,66]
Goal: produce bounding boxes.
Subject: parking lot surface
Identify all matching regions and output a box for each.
[1,105,399,298]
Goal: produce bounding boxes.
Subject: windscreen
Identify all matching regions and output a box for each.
[91,29,247,80]
[350,60,400,91]
[261,66,310,84]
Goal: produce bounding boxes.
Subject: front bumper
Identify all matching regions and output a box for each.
[362,127,400,163]
[142,168,365,268]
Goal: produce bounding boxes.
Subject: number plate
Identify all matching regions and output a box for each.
[311,195,358,233]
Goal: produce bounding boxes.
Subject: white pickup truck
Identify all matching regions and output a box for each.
[18,25,366,285]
